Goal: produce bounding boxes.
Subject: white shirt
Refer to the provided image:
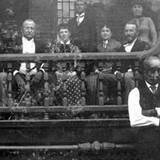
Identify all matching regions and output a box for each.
[128,83,160,127]
[145,81,158,93]
[14,37,38,76]
[103,40,109,48]
[123,38,137,53]
[59,40,71,45]
[76,12,85,26]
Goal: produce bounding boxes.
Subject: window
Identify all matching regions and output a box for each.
[57,0,76,24]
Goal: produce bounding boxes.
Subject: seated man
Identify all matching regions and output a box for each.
[128,56,160,127]
[118,22,150,103]
[12,19,47,104]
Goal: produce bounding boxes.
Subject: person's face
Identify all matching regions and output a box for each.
[132,4,143,17]
[59,28,70,42]
[22,21,36,40]
[124,24,137,43]
[100,26,112,40]
[144,58,160,85]
[75,1,86,14]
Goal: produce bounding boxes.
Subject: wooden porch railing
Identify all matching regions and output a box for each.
[0,51,142,107]
[0,39,159,159]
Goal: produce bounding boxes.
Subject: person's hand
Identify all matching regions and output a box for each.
[15,73,25,93]
[114,71,124,78]
[32,71,43,83]
[67,106,83,115]
[142,109,157,117]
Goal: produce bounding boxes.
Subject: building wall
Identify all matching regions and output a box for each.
[56,0,160,41]
[29,0,57,41]
[0,0,160,41]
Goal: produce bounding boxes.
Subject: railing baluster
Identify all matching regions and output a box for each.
[116,61,122,105]
[25,63,31,106]
[80,62,86,106]
[44,63,49,119]
[61,61,68,106]
[7,63,13,107]
[98,72,104,105]
[134,61,140,88]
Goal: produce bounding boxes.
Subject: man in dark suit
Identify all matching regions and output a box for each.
[68,0,97,52]
[0,19,47,105]
[119,23,150,53]
[13,19,48,101]
[118,22,150,103]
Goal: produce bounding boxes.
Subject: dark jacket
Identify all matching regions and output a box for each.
[49,40,80,53]
[1,37,47,72]
[118,39,150,72]
[97,39,121,73]
[68,13,97,52]
[14,37,47,53]
[97,39,121,52]
[118,39,150,52]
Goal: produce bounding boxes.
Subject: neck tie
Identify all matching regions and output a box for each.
[103,40,108,48]
[150,85,157,94]
[76,14,84,26]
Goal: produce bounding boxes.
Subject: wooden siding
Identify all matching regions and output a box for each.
[29,0,57,41]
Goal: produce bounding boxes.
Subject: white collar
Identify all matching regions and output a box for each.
[103,40,109,48]
[124,38,137,47]
[123,38,137,52]
[22,36,34,43]
[76,12,85,17]
[145,81,159,91]
[59,40,71,45]
[103,40,109,44]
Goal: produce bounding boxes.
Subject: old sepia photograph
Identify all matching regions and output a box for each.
[0,0,160,159]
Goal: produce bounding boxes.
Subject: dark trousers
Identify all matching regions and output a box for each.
[86,72,117,105]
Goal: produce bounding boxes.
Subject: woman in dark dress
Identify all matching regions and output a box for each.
[86,24,121,105]
[49,23,82,106]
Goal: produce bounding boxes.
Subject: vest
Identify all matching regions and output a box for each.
[138,80,160,111]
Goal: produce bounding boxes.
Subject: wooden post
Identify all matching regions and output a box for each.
[116,61,122,105]
[98,72,104,105]
[80,62,86,106]
[134,61,139,88]
[62,61,68,106]
[43,63,49,120]
[7,63,13,107]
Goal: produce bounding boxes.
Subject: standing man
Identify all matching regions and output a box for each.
[118,22,150,103]
[68,0,97,52]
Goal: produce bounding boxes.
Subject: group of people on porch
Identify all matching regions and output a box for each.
[0,0,159,115]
